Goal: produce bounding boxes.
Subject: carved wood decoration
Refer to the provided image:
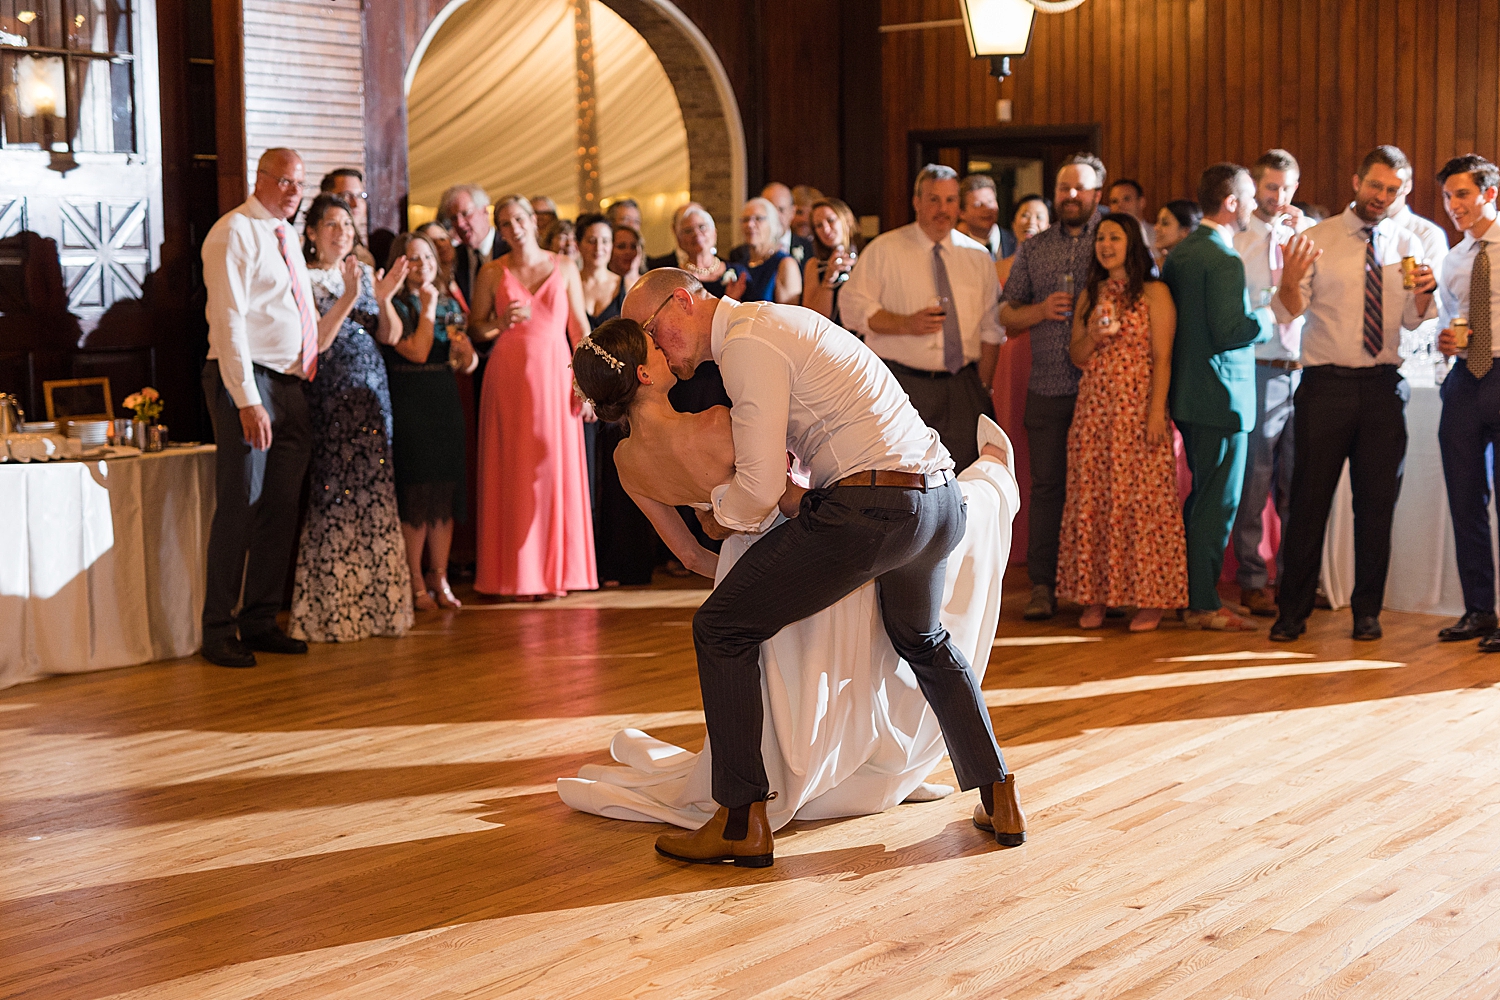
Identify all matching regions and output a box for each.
[58,199,151,322]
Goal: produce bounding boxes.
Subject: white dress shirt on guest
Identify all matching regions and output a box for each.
[202,195,316,408]
[708,297,953,533]
[1391,204,1451,269]
[1272,206,1436,368]
[1436,223,1500,361]
[840,223,1004,372]
[1234,212,1316,361]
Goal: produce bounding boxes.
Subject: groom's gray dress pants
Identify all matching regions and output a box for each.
[693,477,1008,809]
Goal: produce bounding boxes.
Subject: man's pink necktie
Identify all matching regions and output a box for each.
[276,223,319,381]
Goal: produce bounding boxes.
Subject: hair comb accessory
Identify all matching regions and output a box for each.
[580,336,624,371]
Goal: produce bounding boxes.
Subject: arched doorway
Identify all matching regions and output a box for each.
[404,0,745,247]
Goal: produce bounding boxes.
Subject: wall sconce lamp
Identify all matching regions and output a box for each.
[960,0,1089,79]
[15,54,77,174]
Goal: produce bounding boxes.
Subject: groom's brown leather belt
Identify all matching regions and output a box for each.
[833,469,954,491]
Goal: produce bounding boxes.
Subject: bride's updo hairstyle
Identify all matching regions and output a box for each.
[572,317,650,423]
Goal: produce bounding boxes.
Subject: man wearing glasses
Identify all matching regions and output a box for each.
[197,147,319,668]
[623,269,1024,867]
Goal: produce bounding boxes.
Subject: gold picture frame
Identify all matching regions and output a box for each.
[43,377,114,422]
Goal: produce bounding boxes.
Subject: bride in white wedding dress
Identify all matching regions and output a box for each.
[557,319,1019,832]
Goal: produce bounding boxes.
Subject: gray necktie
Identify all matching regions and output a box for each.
[932,244,964,374]
[1470,244,1492,379]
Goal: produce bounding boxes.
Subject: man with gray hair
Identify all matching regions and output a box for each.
[998,152,1106,619]
[439,183,502,308]
[841,163,1003,469]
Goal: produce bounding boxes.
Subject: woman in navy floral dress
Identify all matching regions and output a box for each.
[289,195,413,641]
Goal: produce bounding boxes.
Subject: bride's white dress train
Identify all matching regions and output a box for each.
[556,454,1020,831]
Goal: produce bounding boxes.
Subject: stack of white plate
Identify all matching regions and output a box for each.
[20,421,57,433]
[64,419,111,448]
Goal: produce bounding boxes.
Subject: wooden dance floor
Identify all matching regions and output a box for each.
[4,570,1500,999]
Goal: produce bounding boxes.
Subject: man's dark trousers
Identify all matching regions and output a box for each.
[1277,364,1408,624]
[692,479,1008,809]
[1438,358,1500,616]
[201,361,313,642]
[1023,391,1076,589]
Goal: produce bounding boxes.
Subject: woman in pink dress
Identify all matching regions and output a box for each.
[1057,214,1187,632]
[470,195,598,598]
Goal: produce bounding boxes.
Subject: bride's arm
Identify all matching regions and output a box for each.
[630,492,718,579]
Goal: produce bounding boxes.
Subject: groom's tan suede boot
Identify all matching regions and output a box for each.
[972,774,1027,847]
[656,794,776,868]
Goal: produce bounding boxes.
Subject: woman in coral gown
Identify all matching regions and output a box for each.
[469,195,597,598]
[1056,214,1188,632]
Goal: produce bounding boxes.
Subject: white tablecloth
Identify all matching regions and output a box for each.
[1322,385,1492,617]
[0,446,217,688]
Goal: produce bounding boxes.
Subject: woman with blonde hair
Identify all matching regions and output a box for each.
[725,197,802,304]
[469,195,597,599]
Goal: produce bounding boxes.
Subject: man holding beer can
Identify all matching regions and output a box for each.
[1433,154,1500,648]
[1267,146,1437,643]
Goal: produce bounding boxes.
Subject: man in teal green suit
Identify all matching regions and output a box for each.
[1161,164,1271,630]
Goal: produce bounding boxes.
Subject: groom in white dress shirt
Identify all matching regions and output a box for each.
[620,268,1025,868]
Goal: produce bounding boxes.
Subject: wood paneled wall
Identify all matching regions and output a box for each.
[882,0,1500,240]
[242,0,365,212]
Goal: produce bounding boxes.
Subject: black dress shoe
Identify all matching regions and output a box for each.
[1438,612,1498,642]
[241,628,308,654]
[1269,618,1305,642]
[1352,616,1383,641]
[201,636,256,668]
[1477,630,1500,653]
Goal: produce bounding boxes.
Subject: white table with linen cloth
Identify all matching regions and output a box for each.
[0,445,217,688]
[1321,384,1494,617]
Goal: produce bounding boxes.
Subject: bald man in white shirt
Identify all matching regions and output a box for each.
[198,147,319,668]
[621,269,1023,868]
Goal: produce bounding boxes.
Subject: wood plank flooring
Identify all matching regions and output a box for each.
[3,570,1499,999]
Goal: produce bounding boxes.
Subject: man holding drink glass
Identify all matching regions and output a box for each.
[1433,154,1500,648]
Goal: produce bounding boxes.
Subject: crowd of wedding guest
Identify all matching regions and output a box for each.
[197,139,1500,666]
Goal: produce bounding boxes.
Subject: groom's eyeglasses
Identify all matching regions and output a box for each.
[640,290,677,341]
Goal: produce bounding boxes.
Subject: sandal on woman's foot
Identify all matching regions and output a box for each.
[414,589,438,612]
[1079,604,1107,629]
[426,573,461,609]
[1129,608,1164,632]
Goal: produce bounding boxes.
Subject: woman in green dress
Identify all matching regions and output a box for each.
[384,231,477,610]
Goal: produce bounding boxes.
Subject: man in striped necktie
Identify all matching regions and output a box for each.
[1267,146,1438,643]
[199,147,320,669]
[1433,155,1500,650]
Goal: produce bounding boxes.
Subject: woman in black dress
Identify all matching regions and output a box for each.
[384,231,477,610]
[577,213,655,586]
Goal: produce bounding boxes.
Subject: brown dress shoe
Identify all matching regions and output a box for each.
[971,773,1027,847]
[656,795,776,868]
[1241,587,1277,617]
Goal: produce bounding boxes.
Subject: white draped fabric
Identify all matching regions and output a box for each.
[406,0,689,250]
[557,456,1020,831]
[1322,385,1488,618]
[0,447,216,689]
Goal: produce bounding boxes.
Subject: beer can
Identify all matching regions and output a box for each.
[1453,317,1470,350]
[1401,256,1417,289]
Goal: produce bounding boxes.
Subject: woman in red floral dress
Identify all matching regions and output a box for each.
[1057,214,1188,632]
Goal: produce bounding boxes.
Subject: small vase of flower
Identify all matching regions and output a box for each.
[124,387,165,451]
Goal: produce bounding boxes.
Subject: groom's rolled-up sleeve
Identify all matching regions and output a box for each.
[711,334,793,533]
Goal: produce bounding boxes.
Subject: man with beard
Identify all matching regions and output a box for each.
[1269,146,1438,642]
[842,164,1002,468]
[998,153,1106,620]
